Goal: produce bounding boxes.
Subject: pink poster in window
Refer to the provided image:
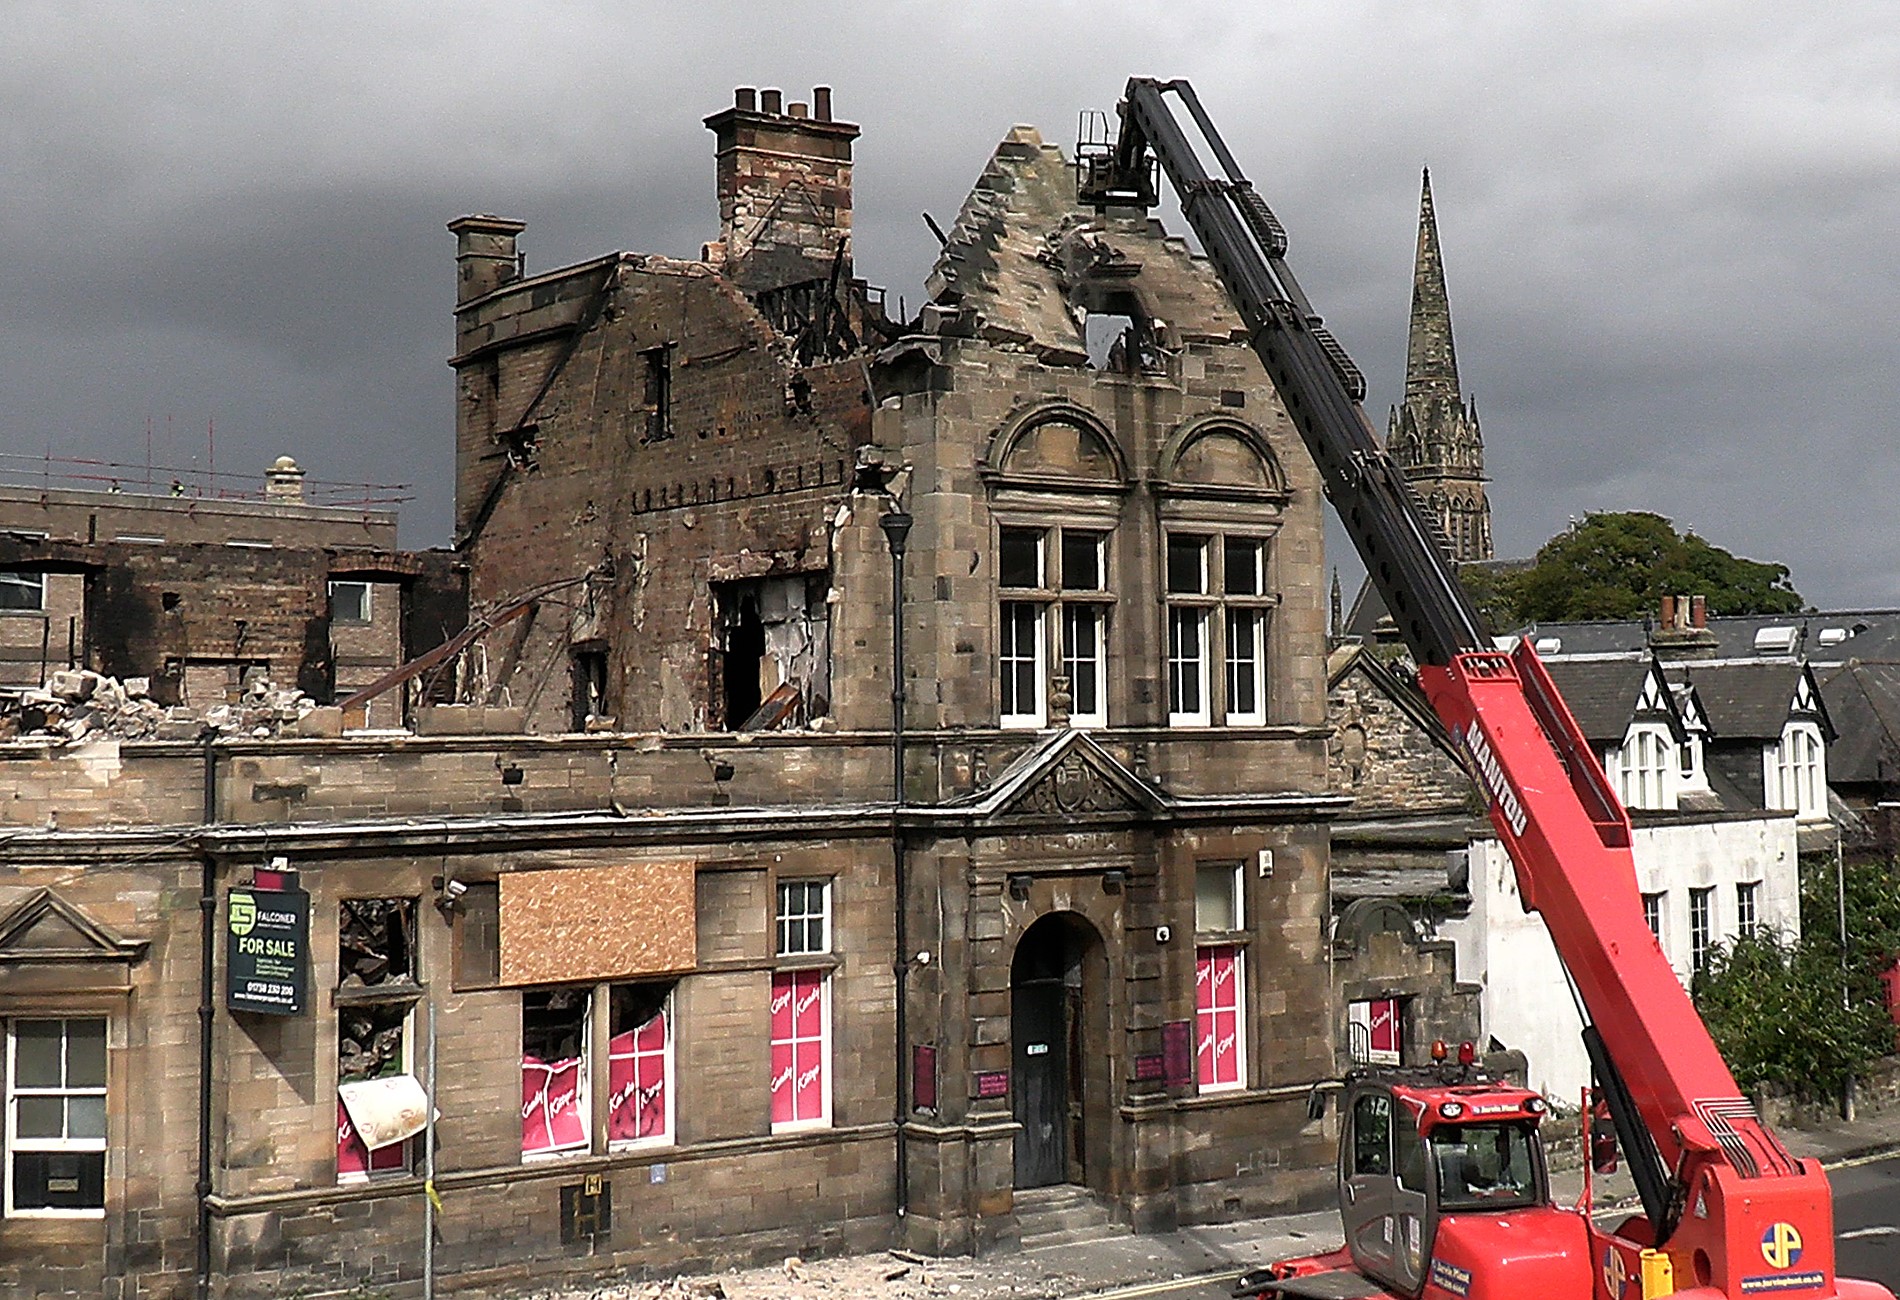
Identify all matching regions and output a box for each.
[1368,998,1400,1056]
[608,1011,668,1143]
[770,970,827,1125]
[337,1100,405,1176]
[521,1054,587,1155]
[1195,947,1241,1087]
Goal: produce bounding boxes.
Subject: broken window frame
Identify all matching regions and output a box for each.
[336,897,423,1184]
[0,572,45,613]
[5,1017,107,1218]
[328,580,372,626]
[712,573,832,732]
[521,988,593,1161]
[570,644,610,733]
[641,345,674,444]
[607,983,675,1151]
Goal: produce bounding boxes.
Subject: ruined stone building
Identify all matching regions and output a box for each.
[0,463,464,728]
[0,87,1363,1298]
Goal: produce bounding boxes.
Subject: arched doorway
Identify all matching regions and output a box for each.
[1011,912,1107,1189]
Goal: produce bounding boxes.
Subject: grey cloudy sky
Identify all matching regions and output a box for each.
[4,2,1897,606]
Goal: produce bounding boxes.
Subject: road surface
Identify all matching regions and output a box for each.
[1076,1151,1900,1300]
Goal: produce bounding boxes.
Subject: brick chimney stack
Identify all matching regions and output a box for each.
[1651,592,1718,660]
[448,214,527,305]
[703,86,859,295]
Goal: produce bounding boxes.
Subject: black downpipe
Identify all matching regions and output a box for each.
[881,510,913,1223]
[196,743,217,1300]
[1583,1025,1674,1241]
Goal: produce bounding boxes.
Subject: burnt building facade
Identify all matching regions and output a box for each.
[0,87,1353,1298]
[0,467,464,728]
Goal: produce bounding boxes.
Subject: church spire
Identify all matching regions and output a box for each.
[1387,168,1492,562]
[1405,167,1461,403]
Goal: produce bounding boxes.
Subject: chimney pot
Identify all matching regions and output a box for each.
[813,86,832,121]
[760,88,783,115]
[735,87,757,112]
[1677,594,1691,630]
[1691,595,1707,629]
[1660,595,1676,629]
[264,455,306,504]
[788,101,808,119]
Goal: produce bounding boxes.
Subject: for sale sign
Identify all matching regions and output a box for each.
[226,883,310,1014]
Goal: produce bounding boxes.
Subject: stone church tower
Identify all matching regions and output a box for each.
[1386,169,1491,562]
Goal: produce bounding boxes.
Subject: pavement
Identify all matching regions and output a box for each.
[526,1108,1900,1300]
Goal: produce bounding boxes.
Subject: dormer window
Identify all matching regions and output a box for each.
[1768,722,1826,819]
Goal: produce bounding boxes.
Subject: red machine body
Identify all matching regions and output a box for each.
[1082,77,1896,1300]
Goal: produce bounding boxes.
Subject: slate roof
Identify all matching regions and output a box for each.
[1513,610,1900,663]
[1819,662,1900,785]
[1537,655,1671,745]
[1665,660,1830,741]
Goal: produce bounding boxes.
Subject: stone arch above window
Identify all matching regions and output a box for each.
[987,405,1127,487]
[1159,421,1286,499]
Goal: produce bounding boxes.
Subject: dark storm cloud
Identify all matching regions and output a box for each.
[4,2,1896,603]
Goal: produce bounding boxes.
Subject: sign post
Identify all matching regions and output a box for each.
[226,872,310,1016]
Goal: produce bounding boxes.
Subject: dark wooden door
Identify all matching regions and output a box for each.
[1013,977,1067,1188]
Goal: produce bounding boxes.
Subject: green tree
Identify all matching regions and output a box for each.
[1691,856,1900,1100]
[1498,512,1803,624]
[1693,930,1892,1099]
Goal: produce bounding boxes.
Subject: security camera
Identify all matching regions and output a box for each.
[914,950,932,967]
[442,879,468,901]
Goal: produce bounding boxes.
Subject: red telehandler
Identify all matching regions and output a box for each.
[1077,78,1895,1300]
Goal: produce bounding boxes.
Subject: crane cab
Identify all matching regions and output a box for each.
[1334,1069,1576,1298]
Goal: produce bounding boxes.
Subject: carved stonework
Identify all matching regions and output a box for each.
[1017,750,1126,815]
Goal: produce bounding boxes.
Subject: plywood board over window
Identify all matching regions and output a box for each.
[499,862,697,987]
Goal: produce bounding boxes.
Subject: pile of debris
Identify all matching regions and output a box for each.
[528,1253,999,1300]
[0,669,321,744]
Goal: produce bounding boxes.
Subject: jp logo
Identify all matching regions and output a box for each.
[1603,1246,1629,1298]
[229,892,257,937]
[1761,1222,1804,1270]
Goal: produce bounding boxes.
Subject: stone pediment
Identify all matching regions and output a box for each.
[956,729,1166,823]
[0,889,148,967]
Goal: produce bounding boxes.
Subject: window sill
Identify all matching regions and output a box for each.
[770,1118,833,1135]
[521,1146,592,1164]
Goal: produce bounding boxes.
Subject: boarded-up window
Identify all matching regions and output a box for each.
[498,863,695,987]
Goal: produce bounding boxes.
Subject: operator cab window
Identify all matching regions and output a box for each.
[1351,1092,1392,1177]
[1431,1122,1538,1210]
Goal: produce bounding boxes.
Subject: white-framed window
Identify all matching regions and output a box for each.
[329,580,372,625]
[1167,532,1273,727]
[6,1018,107,1217]
[1194,861,1244,933]
[521,990,592,1159]
[1613,724,1674,811]
[1347,997,1403,1066]
[1769,722,1825,819]
[776,879,831,957]
[1194,947,1245,1091]
[769,968,831,1130]
[0,572,45,613]
[1225,608,1265,724]
[607,984,674,1149]
[1689,887,1715,972]
[1736,881,1759,936]
[1193,862,1246,1093]
[999,601,1046,727]
[997,524,1114,728]
[1642,891,1665,945]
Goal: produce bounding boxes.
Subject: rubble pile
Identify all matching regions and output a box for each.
[529,1253,1008,1300]
[0,669,321,743]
